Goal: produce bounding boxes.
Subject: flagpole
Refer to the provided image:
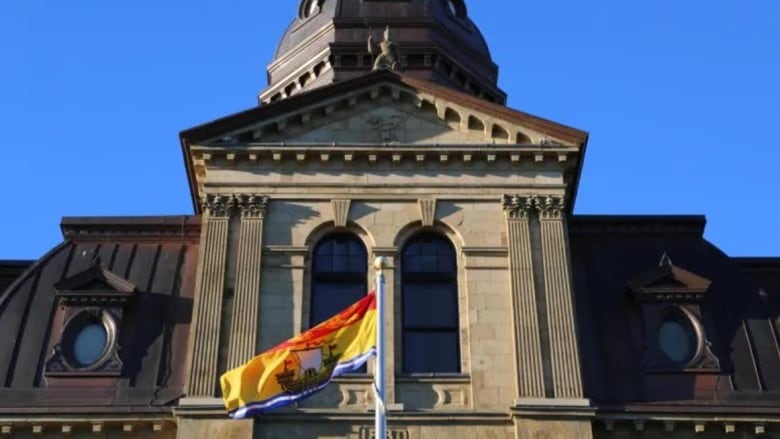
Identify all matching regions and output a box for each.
[374,256,388,439]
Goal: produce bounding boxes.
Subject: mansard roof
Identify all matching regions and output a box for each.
[569,215,780,412]
[0,216,199,413]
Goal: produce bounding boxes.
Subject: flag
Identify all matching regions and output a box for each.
[220,293,377,419]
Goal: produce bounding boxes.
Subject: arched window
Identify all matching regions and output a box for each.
[401,232,460,373]
[310,234,368,327]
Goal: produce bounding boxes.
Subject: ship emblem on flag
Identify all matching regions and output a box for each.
[220,293,377,419]
[276,344,341,393]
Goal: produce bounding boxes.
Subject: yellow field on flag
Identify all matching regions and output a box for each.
[220,293,377,419]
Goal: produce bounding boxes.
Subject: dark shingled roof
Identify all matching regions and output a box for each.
[0,216,199,413]
[570,215,780,414]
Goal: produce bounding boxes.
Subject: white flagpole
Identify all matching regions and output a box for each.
[374,256,388,439]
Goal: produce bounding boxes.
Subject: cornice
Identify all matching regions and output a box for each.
[192,144,577,167]
[60,216,201,243]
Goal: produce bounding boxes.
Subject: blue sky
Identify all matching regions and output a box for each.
[1,0,778,259]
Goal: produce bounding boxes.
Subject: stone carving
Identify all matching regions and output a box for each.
[332,199,352,228]
[353,427,411,439]
[368,26,401,72]
[339,385,371,408]
[502,195,537,219]
[418,199,437,226]
[433,385,468,409]
[365,113,409,143]
[536,195,567,220]
[202,194,269,218]
[239,194,270,219]
[201,194,239,218]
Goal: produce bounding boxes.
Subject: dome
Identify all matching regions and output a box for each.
[260,0,505,105]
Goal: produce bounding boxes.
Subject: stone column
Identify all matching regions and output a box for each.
[186,194,235,397]
[227,195,269,369]
[536,196,584,399]
[503,195,546,399]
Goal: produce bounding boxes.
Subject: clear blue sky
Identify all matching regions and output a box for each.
[1,0,778,259]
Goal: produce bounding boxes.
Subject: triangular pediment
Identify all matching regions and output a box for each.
[254,103,523,145]
[629,254,712,302]
[180,71,589,212]
[55,259,137,304]
[183,72,586,148]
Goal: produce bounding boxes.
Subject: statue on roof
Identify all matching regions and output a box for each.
[368,26,401,72]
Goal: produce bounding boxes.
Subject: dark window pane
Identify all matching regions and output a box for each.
[401,233,460,373]
[403,284,458,328]
[403,331,460,373]
[311,282,366,326]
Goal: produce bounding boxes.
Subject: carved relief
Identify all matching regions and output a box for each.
[433,384,469,409]
[352,427,412,439]
[339,384,371,409]
[365,113,409,143]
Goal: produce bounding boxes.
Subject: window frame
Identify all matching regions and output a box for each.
[309,232,369,329]
[399,231,462,375]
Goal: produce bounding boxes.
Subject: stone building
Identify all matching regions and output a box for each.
[1,1,779,438]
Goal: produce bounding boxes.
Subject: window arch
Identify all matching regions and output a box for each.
[310,233,368,327]
[401,232,460,373]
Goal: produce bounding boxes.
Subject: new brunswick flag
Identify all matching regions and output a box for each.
[220,293,377,419]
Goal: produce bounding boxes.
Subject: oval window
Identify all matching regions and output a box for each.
[300,0,322,19]
[658,319,695,364]
[73,323,108,367]
[444,0,466,18]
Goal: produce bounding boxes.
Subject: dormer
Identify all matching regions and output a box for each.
[628,254,720,372]
[45,259,137,377]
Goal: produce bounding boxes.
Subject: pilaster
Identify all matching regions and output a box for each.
[536,196,584,399]
[376,248,398,406]
[227,195,270,369]
[502,195,546,399]
[186,194,235,397]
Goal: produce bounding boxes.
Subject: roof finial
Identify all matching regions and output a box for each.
[367,26,401,72]
[659,252,673,268]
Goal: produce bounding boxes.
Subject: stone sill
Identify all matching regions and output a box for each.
[396,374,471,384]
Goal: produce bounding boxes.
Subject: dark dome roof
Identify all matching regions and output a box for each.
[260,0,505,104]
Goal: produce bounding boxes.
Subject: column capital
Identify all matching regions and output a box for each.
[502,195,536,220]
[536,195,567,220]
[201,194,240,218]
[238,194,270,219]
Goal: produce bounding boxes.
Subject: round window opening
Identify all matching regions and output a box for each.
[62,310,113,369]
[444,0,466,18]
[658,319,696,365]
[73,323,108,367]
[300,0,322,19]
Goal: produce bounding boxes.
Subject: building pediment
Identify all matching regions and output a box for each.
[180,71,589,212]
[628,254,712,302]
[55,258,137,305]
